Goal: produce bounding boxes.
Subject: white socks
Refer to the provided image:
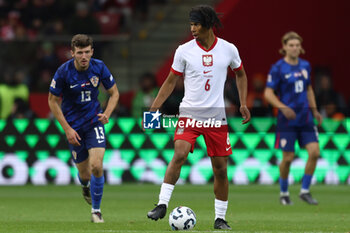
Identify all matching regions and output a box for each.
[158,184,228,220]
[158,183,174,207]
[280,191,290,196]
[215,199,228,220]
[300,188,309,194]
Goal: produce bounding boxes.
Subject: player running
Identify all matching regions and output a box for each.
[264,31,322,205]
[48,34,119,222]
[146,5,250,230]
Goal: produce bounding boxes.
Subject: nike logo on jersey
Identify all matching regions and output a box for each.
[285,74,292,79]
[226,146,231,151]
[203,70,212,74]
[70,84,78,88]
[98,140,104,143]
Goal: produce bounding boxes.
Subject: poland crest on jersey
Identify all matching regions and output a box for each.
[90,76,99,87]
[202,55,213,66]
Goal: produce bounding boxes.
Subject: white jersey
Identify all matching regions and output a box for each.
[171,37,242,124]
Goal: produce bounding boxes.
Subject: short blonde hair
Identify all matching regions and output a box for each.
[279,31,305,55]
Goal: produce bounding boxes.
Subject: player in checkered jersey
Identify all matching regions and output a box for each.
[147,5,250,230]
[49,34,119,223]
[264,32,323,206]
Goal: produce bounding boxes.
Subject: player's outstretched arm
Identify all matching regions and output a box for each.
[264,87,296,120]
[98,83,119,124]
[149,71,179,111]
[307,85,322,126]
[48,93,81,146]
[235,66,251,124]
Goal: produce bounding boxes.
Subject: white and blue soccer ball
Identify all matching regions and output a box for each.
[169,206,196,230]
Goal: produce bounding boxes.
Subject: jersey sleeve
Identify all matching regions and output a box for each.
[305,61,311,86]
[171,46,185,76]
[229,44,242,71]
[49,69,64,96]
[100,62,116,90]
[266,65,280,90]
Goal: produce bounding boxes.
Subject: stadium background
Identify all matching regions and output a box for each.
[0,0,349,186]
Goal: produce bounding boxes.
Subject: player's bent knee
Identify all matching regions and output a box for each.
[310,151,320,160]
[285,158,293,164]
[213,167,228,180]
[307,147,320,160]
[80,173,91,181]
[91,164,103,176]
[282,152,294,163]
[172,150,188,164]
[171,155,187,166]
[78,169,91,180]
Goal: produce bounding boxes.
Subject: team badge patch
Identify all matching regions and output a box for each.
[50,79,56,88]
[72,150,77,160]
[267,74,272,83]
[202,55,213,67]
[90,76,99,87]
[301,69,308,79]
[176,127,184,135]
[281,138,287,148]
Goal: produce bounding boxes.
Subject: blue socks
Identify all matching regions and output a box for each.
[91,174,105,210]
[78,173,89,186]
[279,178,288,193]
[301,174,313,191]
[280,174,313,194]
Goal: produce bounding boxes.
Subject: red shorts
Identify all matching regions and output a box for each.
[173,117,232,156]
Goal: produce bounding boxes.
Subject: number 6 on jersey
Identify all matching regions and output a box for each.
[205,79,211,91]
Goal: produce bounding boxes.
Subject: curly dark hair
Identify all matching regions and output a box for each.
[189,5,223,29]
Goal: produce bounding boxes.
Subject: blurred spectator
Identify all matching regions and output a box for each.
[118,90,135,116]
[0,70,29,119]
[67,1,100,35]
[34,69,53,92]
[14,23,27,39]
[37,42,60,71]
[247,73,272,116]
[21,0,57,38]
[315,73,347,118]
[131,72,159,118]
[99,86,130,117]
[0,1,10,19]
[0,10,22,41]
[323,99,345,120]
[224,75,240,117]
[134,0,149,22]
[9,98,35,119]
[30,42,60,92]
[103,0,133,33]
[162,76,184,115]
[42,18,67,36]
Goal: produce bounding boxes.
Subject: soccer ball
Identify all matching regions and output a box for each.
[169,206,196,230]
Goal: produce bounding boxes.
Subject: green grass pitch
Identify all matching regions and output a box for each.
[0,184,349,233]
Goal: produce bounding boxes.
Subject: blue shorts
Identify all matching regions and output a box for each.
[275,123,319,152]
[68,121,106,164]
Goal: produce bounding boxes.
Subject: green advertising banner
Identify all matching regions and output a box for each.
[0,118,349,185]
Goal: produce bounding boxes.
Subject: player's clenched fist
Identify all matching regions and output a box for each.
[98,113,109,124]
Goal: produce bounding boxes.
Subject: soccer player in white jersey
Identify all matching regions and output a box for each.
[147,5,250,230]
